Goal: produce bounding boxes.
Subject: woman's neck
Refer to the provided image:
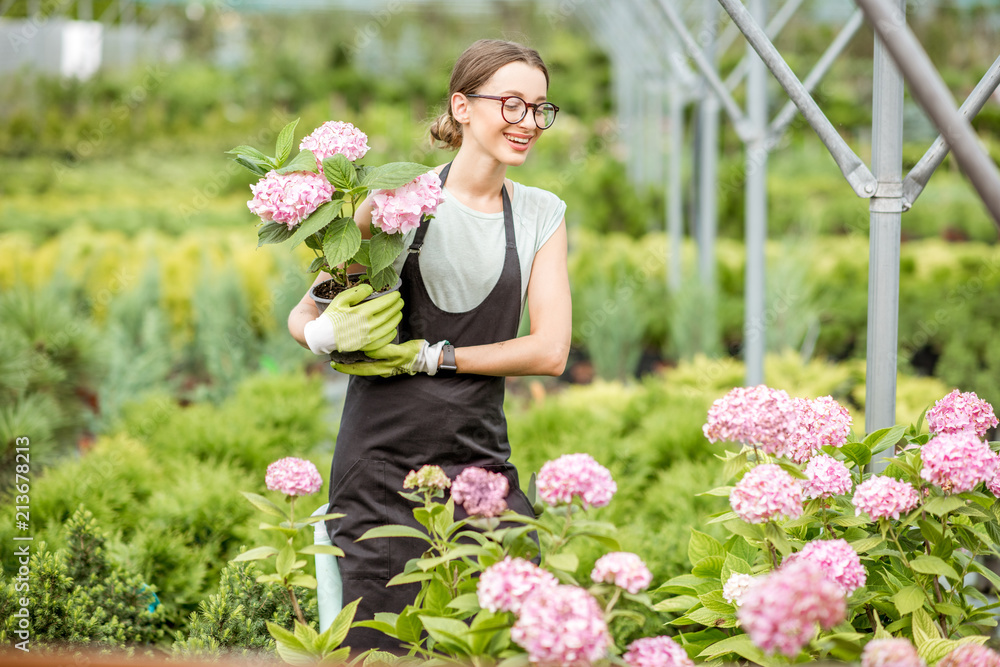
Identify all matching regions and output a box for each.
[445,149,508,212]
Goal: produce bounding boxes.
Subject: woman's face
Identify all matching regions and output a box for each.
[459,61,549,166]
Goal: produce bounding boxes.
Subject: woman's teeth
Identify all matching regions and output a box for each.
[505,134,529,144]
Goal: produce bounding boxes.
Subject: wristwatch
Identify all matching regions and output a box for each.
[438,343,458,376]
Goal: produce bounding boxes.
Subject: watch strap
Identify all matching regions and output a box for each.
[439,343,457,375]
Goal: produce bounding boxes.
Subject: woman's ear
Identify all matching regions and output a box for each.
[451,92,471,125]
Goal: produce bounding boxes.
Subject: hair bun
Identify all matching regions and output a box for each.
[430,111,463,151]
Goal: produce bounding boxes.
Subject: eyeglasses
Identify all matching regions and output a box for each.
[465,94,560,130]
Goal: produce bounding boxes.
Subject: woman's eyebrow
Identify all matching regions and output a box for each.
[498,89,548,102]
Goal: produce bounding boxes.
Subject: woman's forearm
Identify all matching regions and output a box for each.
[449,333,570,377]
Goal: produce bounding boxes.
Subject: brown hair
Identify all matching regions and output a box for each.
[429,39,549,151]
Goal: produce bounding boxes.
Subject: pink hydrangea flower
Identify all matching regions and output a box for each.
[920,431,998,494]
[987,454,1000,497]
[451,466,508,518]
[737,558,846,658]
[299,120,370,166]
[926,389,999,439]
[803,454,853,499]
[477,557,558,614]
[403,465,451,491]
[248,170,334,230]
[265,457,323,496]
[511,585,612,667]
[861,638,925,667]
[536,453,617,509]
[370,171,445,235]
[729,464,803,524]
[938,644,1000,667]
[787,396,853,463]
[623,636,694,667]
[853,476,920,521]
[590,552,652,594]
[784,538,866,594]
[703,385,799,456]
[722,572,756,606]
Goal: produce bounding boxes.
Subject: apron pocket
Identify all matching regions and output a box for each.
[331,458,391,580]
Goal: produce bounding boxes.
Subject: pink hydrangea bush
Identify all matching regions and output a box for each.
[248,170,333,230]
[729,464,803,524]
[477,557,558,614]
[803,454,853,499]
[926,389,998,439]
[853,475,920,521]
[511,585,612,667]
[536,453,617,509]
[299,120,370,166]
[265,457,323,497]
[450,467,509,518]
[920,431,998,494]
[623,636,694,667]
[370,171,445,235]
[703,385,798,456]
[737,559,846,657]
[722,572,756,606]
[786,395,853,463]
[861,638,924,667]
[784,538,866,594]
[590,552,652,594]
[938,643,1000,667]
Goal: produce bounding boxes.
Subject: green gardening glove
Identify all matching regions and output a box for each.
[318,284,404,353]
[332,340,427,378]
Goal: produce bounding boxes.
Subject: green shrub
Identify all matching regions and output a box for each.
[0,507,164,650]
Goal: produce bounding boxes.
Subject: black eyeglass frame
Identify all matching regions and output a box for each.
[465,94,560,129]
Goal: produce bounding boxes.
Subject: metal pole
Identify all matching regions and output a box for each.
[745,0,768,387]
[724,0,806,91]
[717,0,877,198]
[657,0,752,140]
[902,52,1000,210]
[767,9,865,145]
[669,89,685,293]
[697,0,721,355]
[865,0,905,468]
[856,0,1000,226]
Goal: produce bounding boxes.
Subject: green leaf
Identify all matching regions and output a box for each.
[368,265,399,292]
[653,595,699,613]
[323,154,358,190]
[232,156,269,176]
[276,543,295,578]
[256,573,283,584]
[447,593,482,614]
[418,615,473,652]
[688,529,726,566]
[721,553,754,583]
[288,573,317,588]
[241,491,287,518]
[417,544,484,571]
[697,633,773,663]
[763,521,793,556]
[299,512,346,525]
[319,597,360,652]
[909,555,959,580]
[368,231,406,274]
[322,216,363,268]
[546,552,579,572]
[358,524,432,542]
[722,450,749,481]
[227,144,273,163]
[724,519,765,542]
[911,607,942,648]
[692,555,725,579]
[656,574,708,595]
[267,621,312,665]
[699,589,736,614]
[892,585,927,615]
[361,162,431,189]
[352,239,371,268]
[849,535,884,554]
[387,570,433,586]
[918,637,984,665]
[288,200,342,250]
[297,544,345,557]
[231,545,279,562]
[276,148,319,175]
[684,606,735,628]
[257,221,296,247]
[697,486,734,498]
[275,118,300,166]
[868,424,907,455]
[840,442,872,469]
[923,495,966,517]
[396,610,423,644]
[293,618,319,645]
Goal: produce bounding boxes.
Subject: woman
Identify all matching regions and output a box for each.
[288,39,571,650]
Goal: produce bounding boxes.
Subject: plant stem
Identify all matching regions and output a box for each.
[288,588,307,626]
[865,604,878,633]
[887,523,941,622]
[766,537,779,570]
[605,588,622,615]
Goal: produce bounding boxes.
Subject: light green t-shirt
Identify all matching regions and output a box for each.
[391,181,567,316]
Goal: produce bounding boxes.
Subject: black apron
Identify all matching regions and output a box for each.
[327,163,535,651]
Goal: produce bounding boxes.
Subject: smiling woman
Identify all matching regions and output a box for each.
[285,38,572,652]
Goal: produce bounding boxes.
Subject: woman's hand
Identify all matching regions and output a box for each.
[332,340,447,377]
[303,284,403,355]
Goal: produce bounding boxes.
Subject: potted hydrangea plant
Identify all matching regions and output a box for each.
[228,119,444,309]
